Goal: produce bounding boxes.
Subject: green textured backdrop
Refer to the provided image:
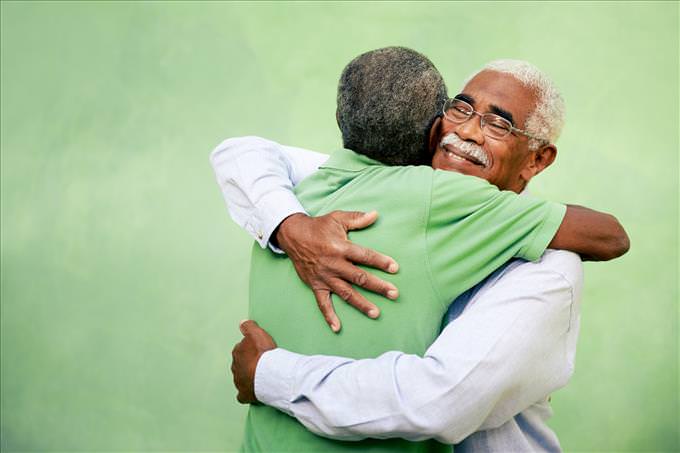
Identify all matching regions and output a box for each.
[1,1,678,451]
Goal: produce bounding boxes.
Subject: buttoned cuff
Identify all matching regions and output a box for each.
[245,190,307,253]
[254,348,304,415]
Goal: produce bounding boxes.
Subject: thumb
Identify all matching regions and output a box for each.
[338,210,379,231]
[239,319,260,336]
[240,320,277,348]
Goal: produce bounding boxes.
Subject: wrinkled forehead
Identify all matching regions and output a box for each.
[458,70,538,126]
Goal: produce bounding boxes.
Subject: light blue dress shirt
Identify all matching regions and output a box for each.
[444,258,575,453]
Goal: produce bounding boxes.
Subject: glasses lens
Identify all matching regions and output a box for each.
[444,99,473,122]
[481,114,512,139]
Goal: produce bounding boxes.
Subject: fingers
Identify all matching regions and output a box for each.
[328,278,380,319]
[345,243,399,275]
[313,289,341,333]
[334,210,379,232]
[342,264,399,300]
[230,343,244,402]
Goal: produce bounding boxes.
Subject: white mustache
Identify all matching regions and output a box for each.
[440,134,490,168]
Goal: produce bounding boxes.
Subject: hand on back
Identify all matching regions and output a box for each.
[274,211,400,332]
[231,320,276,404]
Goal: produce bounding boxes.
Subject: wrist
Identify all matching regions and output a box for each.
[273,213,308,251]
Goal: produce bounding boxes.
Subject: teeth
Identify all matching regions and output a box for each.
[446,151,466,162]
[470,149,488,166]
[440,134,490,167]
[459,146,487,166]
[445,146,488,167]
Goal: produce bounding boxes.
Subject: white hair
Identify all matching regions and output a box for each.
[464,59,565,150]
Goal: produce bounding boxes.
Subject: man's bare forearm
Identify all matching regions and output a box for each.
[549,205,629,261]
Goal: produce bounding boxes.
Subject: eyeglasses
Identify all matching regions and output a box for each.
[442,98,548,144]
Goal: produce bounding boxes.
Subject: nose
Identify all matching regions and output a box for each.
[455,112,484,145]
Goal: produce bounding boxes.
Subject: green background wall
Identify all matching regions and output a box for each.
[1,1,677,451]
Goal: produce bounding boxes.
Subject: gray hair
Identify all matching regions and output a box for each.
[337,47,448,165]
[469,59,565,150]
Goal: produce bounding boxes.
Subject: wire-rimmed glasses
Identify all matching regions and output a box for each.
[442,98,548,144]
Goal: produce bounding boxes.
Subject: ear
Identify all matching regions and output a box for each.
[520,144,557,184]
[428,116,443,156]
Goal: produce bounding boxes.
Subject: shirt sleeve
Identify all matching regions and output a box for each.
[426,171,566,300]
[209,136,328,251]
[253,252,583,444]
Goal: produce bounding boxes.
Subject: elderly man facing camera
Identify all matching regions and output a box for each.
[212,49,628,452]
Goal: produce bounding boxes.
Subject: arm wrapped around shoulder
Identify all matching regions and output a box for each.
[549,205,630,261]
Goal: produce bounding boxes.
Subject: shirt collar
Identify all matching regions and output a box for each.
[320,148,385,172]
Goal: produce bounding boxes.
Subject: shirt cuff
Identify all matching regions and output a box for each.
[254,348,304,414]
[246,190,307,253]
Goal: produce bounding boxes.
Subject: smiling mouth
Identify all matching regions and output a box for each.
[439,134,491,168]
[442,144,491,169]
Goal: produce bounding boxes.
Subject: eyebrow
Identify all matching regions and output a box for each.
[454,93,475,105]
[489,104,515,126]
[454,93,517,126]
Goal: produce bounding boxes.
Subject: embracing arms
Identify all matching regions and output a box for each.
[232,252,584,443]
[211,137,400,331]
[211,136,629,329]
[209,136,328,249]
[211,137,629,265]
[213,136,621,442]
[550,204,629,260]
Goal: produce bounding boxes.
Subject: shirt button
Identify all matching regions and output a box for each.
[257,231,264,240]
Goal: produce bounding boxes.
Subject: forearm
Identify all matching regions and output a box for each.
[256,348,470,443]
[254,256,581,443]
[256,281,575,443]
[258,346,562,444]
[209,136,326,249]
[549,204,630,261]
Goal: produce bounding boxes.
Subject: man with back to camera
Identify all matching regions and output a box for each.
[211,48,629,452]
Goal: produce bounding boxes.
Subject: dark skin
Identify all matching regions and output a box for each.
[232,320,276,404]
[273,210,399,333]
[430,71,629,260]
[231,71,630,404]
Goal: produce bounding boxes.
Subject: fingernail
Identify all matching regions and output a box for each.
[368,309,380,318]
[387,290,398,300]
[239,319,248,327]
[387,262,399,273]
[332,322,340,332]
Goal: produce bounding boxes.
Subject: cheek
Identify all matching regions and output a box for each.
[485,144,518,179]
[431,151,445,169]
[493,150,529,180]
